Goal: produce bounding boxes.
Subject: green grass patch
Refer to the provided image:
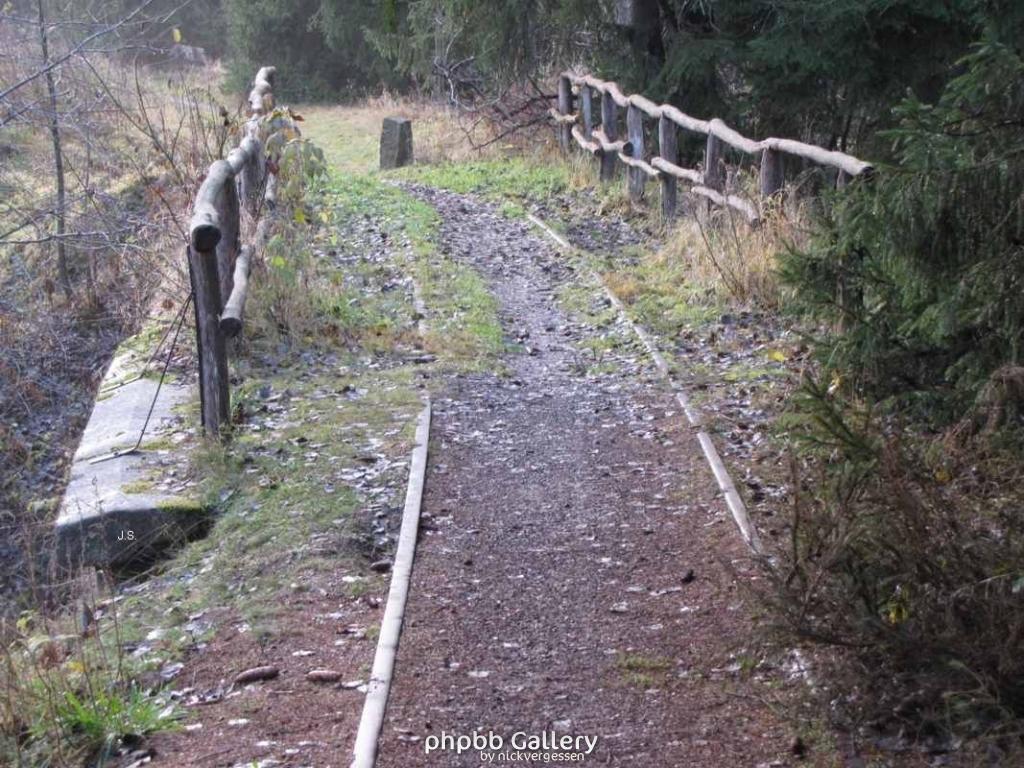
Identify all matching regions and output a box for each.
[154,496,204,513]
[322,171,505,368]
[120,480,154,495]
[47,686,181,754]
[615,652,672,688]
[721,364,786,383]
[600,250,722,338]
[140,436,177,451]
[390,157,568,208]
[294,104,384,175]
[1,614,184,764]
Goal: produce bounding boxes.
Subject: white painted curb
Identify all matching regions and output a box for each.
[351,399,432,768]
[527,213,762,554]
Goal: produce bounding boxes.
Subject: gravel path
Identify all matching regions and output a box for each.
[376,188,796,767]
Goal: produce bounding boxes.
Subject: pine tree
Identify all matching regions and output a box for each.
[781,41,1024,416]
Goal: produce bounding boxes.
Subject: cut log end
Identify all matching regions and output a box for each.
[220,316,243,338]
[191,224,221,252]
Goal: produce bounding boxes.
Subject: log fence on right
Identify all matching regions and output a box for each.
[551,72,873,225]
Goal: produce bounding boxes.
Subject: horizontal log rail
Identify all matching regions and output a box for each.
[247,66,276,116]
[617,152,659,178]
[548,107,577,125]
[186,66,280,437]
[649,156,703,185]
[592,127,632,156]
[553,70,873,224]
[571,125,601,155]
[578,75,629,108]
[567,73,872,176]
[691,186,761,225]
[220,245,252,337]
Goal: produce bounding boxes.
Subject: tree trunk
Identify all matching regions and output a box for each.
[658,114,678,221]
[433,7,446,98]
[37,0,71,300]
[617,0,666,78]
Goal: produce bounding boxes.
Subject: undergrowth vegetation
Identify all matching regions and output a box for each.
[0,52,246,764]
[1,598,182,766]
[783,42,1024,418]
[598,204,797,337]
[0,56,229,564]
[755,42,1024,756]
[766,381,1024,750]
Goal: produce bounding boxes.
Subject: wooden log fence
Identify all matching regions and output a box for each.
[187,66,279,437]
[553,72,873,225]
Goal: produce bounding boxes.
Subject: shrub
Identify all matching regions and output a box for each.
[1,607,180,765]
[765,41,1024,756]
[766,377,1024,749]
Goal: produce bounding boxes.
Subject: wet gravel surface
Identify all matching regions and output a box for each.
[668,310,800,542]
[378,188,797,767]
[535,192,647,259]
[535,196,801,553]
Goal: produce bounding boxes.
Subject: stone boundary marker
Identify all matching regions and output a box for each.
[54,328,204,570]
[380,117,413,170]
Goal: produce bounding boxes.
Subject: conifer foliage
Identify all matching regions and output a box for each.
[782,42,1024,414]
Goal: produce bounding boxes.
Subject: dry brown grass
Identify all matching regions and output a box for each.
[602,272,642,303]
[653,194,813,311]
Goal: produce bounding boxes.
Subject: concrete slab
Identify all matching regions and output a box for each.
[55,344,206,569]
[73,376,186,461]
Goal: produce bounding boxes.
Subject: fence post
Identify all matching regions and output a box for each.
[190,160,235,437]
[218,172,240,305]
[186,64,280,440]
[703,132,725,218]
[557,75,573,153]
[600,90,618,182]
[704,133,724,192]
[658,114,678,221]
[626,103,645,202]
[759,147,784,197]
[581,86,594,140]
[186,244,229,435]
[238,137,262,215]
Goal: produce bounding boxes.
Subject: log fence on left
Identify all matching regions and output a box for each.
[187,66,277,437]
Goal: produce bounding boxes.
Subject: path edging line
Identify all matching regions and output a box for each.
[526,213,762,554]
[350,398,432,768]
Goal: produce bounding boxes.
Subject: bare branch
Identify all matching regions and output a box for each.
[0,0,161,104]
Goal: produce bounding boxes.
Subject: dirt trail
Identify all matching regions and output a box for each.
[377,187,796,767]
